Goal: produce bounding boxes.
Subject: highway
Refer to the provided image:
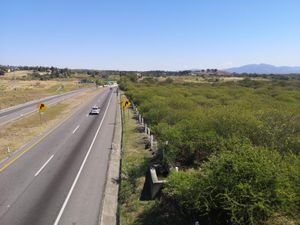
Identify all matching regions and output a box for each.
[0,88,91,126]
[0,87,118,225]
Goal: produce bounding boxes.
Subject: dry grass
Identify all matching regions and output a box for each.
[0,88,102,161]
[264,214,299,225]
[4,70,33,78]
[0,79,89,109]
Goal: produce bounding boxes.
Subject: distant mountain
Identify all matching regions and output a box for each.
[225,64,300,74]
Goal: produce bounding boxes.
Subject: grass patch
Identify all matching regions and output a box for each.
[120,98,155,225]
[4,70,33,78]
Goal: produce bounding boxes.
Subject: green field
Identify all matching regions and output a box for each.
[122,77,300,225]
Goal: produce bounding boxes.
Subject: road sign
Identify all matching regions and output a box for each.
[37,102,47,111]
[122,99,131,109]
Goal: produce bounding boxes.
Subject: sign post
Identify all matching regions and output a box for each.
[122,98,131,119]
[37,102,47,125]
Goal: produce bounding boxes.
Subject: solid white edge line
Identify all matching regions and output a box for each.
[53,93,113,225]
[72,125,80,134]
[34,155,54,177]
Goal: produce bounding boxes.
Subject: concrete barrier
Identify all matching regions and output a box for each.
[141,166,166,200]
[149,167,166,199]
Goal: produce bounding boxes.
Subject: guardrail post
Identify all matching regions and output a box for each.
[150,135,154,149]
[153,141,158,152]
[7,146,11,157]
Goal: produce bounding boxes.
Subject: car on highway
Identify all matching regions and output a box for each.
[90,105,100,115]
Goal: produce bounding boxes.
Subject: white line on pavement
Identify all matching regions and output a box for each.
[53,93,113,225]
[34,155,54,177]
[72,125,80,134]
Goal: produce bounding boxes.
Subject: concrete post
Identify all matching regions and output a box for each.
[144,123,147,133]
[147,128,151,136]
[153,141,158,152]
[7,146,11,157]
[138,114,141,123]
[150,135,154,149]
[141,118,144,125]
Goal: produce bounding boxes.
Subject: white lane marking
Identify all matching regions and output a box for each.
[72,125,80,134]
[53,93,113,225]
[18,111,35,118]
[34,155,54,177]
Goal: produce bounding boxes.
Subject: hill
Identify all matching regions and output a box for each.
[225,63,300,74]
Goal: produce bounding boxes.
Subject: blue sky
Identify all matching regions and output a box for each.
[1,0,299,70]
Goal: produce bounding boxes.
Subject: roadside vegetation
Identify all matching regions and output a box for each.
[121,76,300,225]
[119,97,155,224]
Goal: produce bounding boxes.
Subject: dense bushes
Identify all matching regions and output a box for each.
[164,147,300,225]
[125,80,300,224]
[127,82,300,166]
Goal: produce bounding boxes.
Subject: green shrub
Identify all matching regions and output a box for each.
[163,147,300,225]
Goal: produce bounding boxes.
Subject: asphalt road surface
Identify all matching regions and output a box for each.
[0,88,91,126]
[0,87,118,225]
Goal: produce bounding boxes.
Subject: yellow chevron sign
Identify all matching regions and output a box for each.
[37,102,47,111]
[122,99,131,109]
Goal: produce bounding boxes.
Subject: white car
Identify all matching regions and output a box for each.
[90,106,100,115]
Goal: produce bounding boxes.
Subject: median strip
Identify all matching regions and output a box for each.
[0,89,103,172]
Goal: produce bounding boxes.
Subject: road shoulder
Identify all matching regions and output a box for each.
[99,93,122,225]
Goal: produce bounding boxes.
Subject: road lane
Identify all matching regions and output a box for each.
[0,87,117,225]
[54,92,112,225]
[0,88,92,126]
